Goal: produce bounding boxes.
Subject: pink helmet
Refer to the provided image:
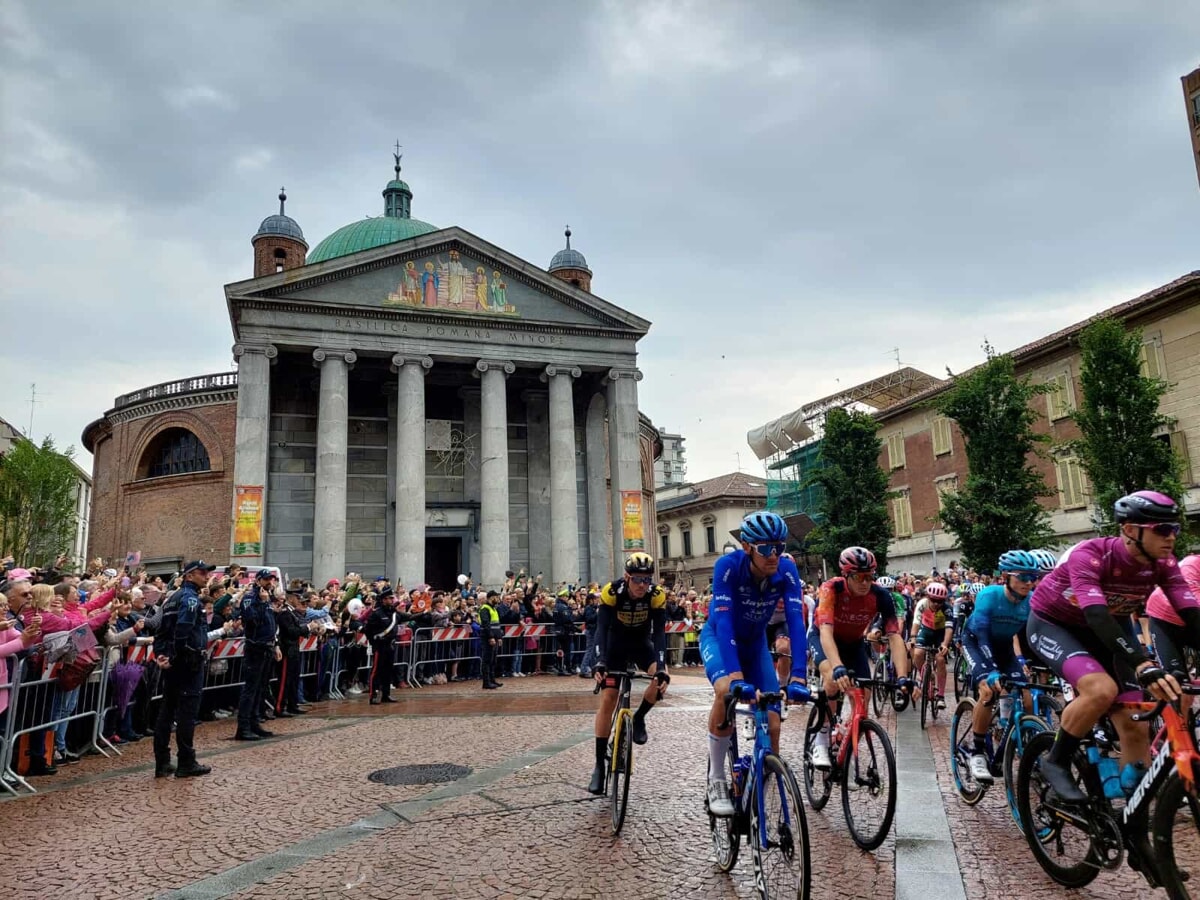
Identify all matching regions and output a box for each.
[924,582,949,601]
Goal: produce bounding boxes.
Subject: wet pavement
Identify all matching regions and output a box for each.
[0,670,1171,899]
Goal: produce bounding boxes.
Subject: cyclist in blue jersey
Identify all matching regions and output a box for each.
[959,550,1042,782]
[700,511,812,817]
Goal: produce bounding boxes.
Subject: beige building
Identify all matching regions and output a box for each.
[655,471,768,589]
[876,271,1200,573]
[1184,66,1200,190]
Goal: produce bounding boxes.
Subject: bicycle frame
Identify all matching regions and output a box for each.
[725,692,794,850]
[835,686,870,771]
[1122,693,1200,826]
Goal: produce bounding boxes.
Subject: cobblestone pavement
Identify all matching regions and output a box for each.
[0,670,1171,899]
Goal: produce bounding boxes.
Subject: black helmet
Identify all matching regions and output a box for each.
[1113,490,1179,525]
[624,552,655,575]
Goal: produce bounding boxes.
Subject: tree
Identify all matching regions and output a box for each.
[1068,317,1184,533]
[0,436,81,568]
[934,346,1054,571]
[806,407,893,572]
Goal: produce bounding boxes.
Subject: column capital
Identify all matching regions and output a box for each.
[391,354,434,373]
[313,348,357,368]
[232,343,278,361]
[541,364,582,382]
[475,359,516,377]
[605,367,643,384]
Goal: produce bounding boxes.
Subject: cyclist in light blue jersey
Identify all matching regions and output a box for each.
[700,511,812,816]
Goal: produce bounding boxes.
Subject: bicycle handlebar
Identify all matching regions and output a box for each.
[1129,681,1200,722]
[719,689,785,729]
[591,668,657,695]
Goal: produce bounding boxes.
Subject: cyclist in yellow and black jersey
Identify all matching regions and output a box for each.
[588,552,670,794]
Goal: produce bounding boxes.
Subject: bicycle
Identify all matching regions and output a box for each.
[801,675,898,851]
[948,675,1060,829]
[592,668,658,835]
[950,640,971,702]
[868,638,909,715]
[708,688,811,900]
[1015,682,1200,898]
[914,643,946,730]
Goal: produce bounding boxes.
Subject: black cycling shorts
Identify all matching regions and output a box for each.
[600,633,658,688]
[1026,612,1141,702]
[960,626,1023,689]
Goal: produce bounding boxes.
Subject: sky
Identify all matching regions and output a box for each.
[1,0,1197,482]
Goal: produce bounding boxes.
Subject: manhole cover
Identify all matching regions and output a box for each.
[367,763,472,786]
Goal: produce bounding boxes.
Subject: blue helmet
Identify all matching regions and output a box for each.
[997,549,1040,575]
[1029,548,1059,573]
[740,511,788,543]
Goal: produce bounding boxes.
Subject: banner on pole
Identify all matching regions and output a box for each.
[233,485,264,557]
[621,490,645,551]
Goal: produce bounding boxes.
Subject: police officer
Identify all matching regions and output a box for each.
[364,587,403,704]
[152,560,214,778]
[275,585,312,716]
[234,569,279,741]
[478,591,504,690]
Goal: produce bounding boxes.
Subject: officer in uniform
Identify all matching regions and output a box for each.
[234,569,279,741]
[152,560,214,778]
[274,585,311,716]
[478,590,504,690]
[364,587,404,704]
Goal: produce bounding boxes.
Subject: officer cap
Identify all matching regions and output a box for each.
[183,560,216,575]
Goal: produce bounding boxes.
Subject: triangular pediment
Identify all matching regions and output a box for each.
[227,227,649,335]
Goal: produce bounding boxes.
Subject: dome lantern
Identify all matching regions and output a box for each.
[548,226,592,293]
[252,187,308,277]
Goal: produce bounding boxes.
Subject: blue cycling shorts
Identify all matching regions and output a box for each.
[699,622,781,711]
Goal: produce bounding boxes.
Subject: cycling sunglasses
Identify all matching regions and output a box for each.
[629,575,654,585]
[848,571,875,582]
[1140,522,1182,537]
[1011,573,1039,583]
[751,542,786,558]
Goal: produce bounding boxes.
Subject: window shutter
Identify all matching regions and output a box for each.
[1140,339,1165,380]
[893,495,913,537]
[1066,459,1084,507]
[932,417,952,457]
[888,432,906,469]
[1054,458,1068,508]
[1047,374,1072,421]
[1169,430,1193,484]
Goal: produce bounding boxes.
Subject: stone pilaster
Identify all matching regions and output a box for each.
[230,343,277,565]
[605,367,643,576]
[476,359,515,587]
[544,365,581,585]
[392,354,433,589]
[311,348,355,585]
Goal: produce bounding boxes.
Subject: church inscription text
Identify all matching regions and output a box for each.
[332,316,563,346]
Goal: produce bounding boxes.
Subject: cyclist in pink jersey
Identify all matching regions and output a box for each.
[1146,553,1200,676]
[1026,491,1199,801]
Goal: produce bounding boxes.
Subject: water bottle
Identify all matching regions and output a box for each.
[1086,746,1123,799]
[998,696,1013,727]
[731,756,749,799]
[1119,761,1147,797]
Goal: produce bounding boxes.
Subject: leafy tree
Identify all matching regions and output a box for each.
[0,437,81,568]
[806,407,893,572]
[1068,317,1184,533]
[934,346,1054,571]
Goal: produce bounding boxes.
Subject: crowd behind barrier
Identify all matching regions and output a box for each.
[0,554,1018,796]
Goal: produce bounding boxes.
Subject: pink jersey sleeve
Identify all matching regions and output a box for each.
[1146,555,1200,626]
[1064,540,1110,611]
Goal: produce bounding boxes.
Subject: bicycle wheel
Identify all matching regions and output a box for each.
[841,718,897,851]
[1014,731,1101,887]
[871,657,887,718]
[920,666,931,730]
[751,753,812,900]
[1002,714,1049,831]
[802,704,832,811]
[953,651,969,702]
[610,712,633,835]
[949,698,986,805]
[707,755,741,872]
[1152,768,1200,900]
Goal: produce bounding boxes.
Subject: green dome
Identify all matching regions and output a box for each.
[307,216,439,264]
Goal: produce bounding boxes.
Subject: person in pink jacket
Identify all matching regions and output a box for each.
[47,581,113,765]
[0,614,41,718]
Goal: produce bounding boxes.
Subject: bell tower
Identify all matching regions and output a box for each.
[252,188,308,277]
[547,226,593,293]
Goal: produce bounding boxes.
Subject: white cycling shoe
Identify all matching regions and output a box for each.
[707,778,735,817]
[810,742,832,770]
[968,754,994,783]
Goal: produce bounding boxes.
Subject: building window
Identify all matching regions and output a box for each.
[931,417,953,457]
[934,475,958,511]
[1046,372,1075,422]
[140,428,211,478]
[1139,336,1166,380]
[886,432,906,470]
[1192,90,1200,124]
[1053,455,1087,509]
[1157,429,1195,485]
[892,493,913,537]
[660,533,670,560]
[705,525,716,554]
[682,530,693,557]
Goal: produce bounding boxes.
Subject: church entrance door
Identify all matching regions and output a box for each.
[425,536,461,592]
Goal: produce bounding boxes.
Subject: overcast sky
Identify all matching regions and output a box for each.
[1,0,1197,482]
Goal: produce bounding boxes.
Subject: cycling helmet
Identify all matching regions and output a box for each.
[624,553,655,575]
[1113,490,1180,525]
[739,511,788,543]
[838,546,877,575]
[967,582,985,596]
[1029,548,1059,573]
[997,549,1040,575]
[924,582,949,601]
[876,575,896,589]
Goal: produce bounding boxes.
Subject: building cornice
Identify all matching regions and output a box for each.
[106,389,239,426]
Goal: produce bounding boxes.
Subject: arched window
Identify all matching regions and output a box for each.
[139,428,211,478]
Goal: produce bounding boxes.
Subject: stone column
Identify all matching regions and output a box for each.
[392,354,433,588]
[545,365,581,585]
[606,367,643,577]
[312,348,355,585]
[523,390,551,579]
[585,391,612,582]
[477,359,515,587]
[230,343,277,566]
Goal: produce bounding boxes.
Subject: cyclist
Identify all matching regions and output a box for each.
[909,581,953,709]
[587,552,670,795]
[700,511,811,816]
[1146,552,1200,677]
[959,550,1041,782]
[810,546,910,769]
[1026,491,1200,801]
[866,575,905,649]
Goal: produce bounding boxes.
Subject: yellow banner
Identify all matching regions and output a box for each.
[621,490,645,551]
[233,485,264,557]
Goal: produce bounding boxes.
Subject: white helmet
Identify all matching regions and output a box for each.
[876,575,896,589]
